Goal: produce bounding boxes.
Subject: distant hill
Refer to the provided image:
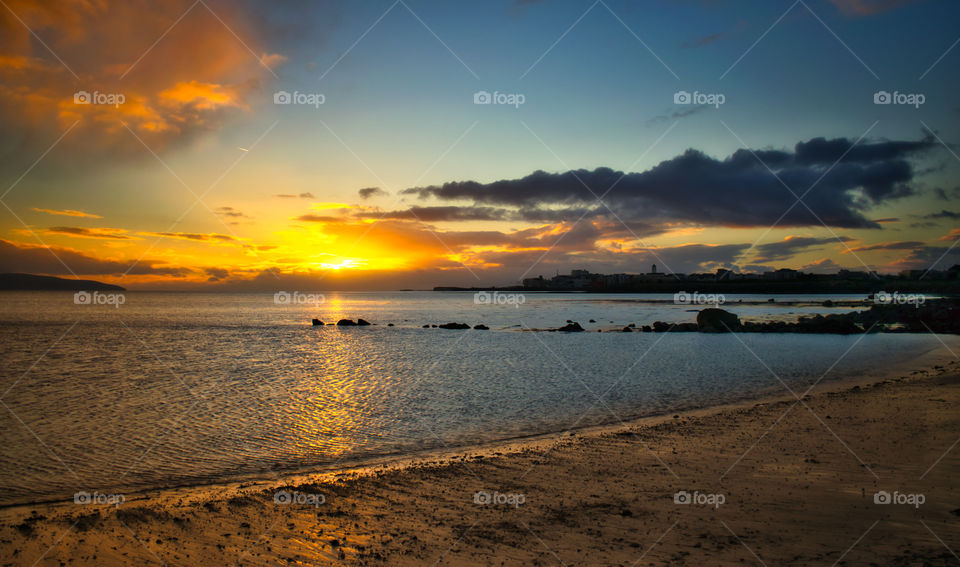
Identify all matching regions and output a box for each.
[0,273,125,291]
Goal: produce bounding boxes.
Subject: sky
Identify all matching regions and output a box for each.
[0,0,958,290]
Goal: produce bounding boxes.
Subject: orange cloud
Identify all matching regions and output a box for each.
[46,226,133,240]
[0,0,277,154]
[33,208,102,219]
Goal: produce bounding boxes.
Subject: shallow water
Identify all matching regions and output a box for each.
[0,291,951,506]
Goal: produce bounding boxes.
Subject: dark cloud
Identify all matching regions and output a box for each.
[294,214,341,223]
[215,206,251,218]
[354,206,509,222]
[924,210,960,220]
[849,240,925,252]
[358,187,388,199]
[46,226,131,240]
[893,245,960,271]
[402,136,936,230]
[275,193,315,199]
[204,267,230,282]
[754,236,853,263]
[139,232,237,242]
[645,105,710,126]
[0,238,188,276]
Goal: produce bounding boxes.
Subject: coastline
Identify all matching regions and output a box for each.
[2,336,951,512]
[2,349,959,565]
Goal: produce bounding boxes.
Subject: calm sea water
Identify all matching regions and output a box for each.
[0,291,952,506]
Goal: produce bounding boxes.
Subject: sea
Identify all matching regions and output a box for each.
[0,290,954,506]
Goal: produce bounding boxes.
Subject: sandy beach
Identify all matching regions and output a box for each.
[2,358,959,566]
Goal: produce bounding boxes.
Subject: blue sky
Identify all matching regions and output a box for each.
[0,0,958,288]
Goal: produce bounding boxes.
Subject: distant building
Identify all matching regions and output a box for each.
[762,268,800,281]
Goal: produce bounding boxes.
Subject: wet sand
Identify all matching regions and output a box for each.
[2,360,959,566]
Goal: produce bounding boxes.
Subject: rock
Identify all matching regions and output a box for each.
[387,323,394,327]
[652,321,670,332]
[356,318,371,326]
[628,323,636,328]
[556,322,585,332]
[641,325,652,332]
[438,322,470,329]
[422,324,430,328]
[473,324,489,330]
[822,299,834,307]
[697,308,741,333]
[312,319,324,326]
[589,319,596,323]
[336,319,357,326]
[621,327,633,332]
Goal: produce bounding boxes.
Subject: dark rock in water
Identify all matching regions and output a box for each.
[431,324,438,328]
[387,323,394,327]
[473,324,489,330]
[652,321,670,332]
[337,319,357,326]
[438,322,470,329]
[312,319,324,326]
[697,308,741,333]
[621,326,633,332]
[822,299,834,307]
[556,322,585,332]
[356,318,371,326]
[641,325,652,332]
[673,323,699,332]
[422,324,430,328]
[589,319,596,323]
[628,323,636,328]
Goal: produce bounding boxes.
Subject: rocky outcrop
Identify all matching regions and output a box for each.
[336,319,357,326]
[438,322,470,329]
[555,322,585,332]
[312,319,324,326]
[696,308,741,333]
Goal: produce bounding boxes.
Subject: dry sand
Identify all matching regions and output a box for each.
[2,360,959,566]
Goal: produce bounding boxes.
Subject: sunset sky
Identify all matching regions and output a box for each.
[1,0,958,289]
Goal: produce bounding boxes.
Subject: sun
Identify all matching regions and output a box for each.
[316,258,363,270]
